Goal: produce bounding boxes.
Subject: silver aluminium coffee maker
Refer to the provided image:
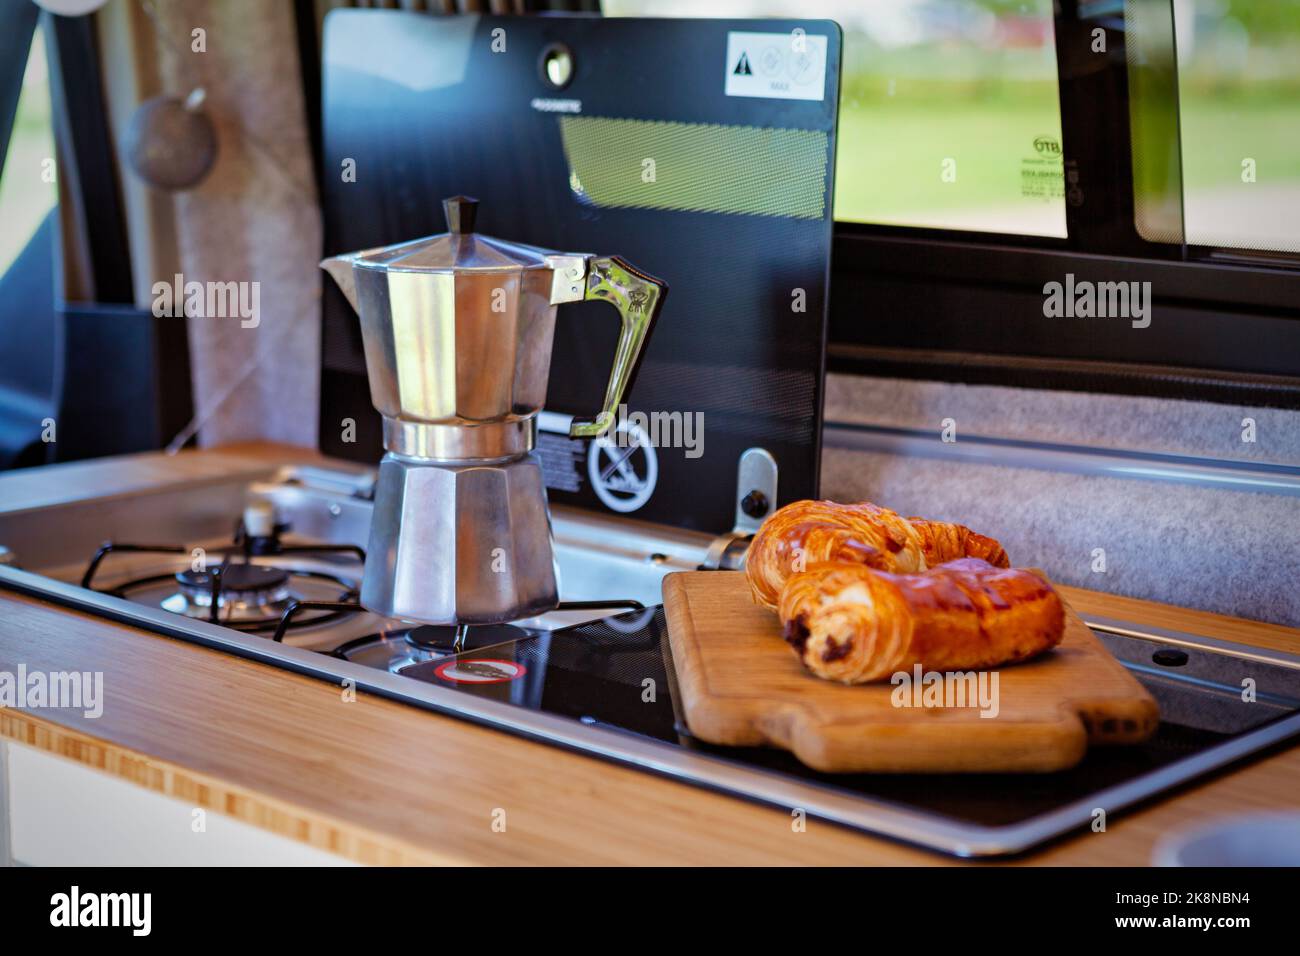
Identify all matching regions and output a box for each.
[322,197,667,626]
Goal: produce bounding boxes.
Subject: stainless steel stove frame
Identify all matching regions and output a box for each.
[2,465,1299,858]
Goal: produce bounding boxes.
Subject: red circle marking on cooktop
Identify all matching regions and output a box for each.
[433,659,527,685]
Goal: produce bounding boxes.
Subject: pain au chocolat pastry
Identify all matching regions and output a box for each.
[745,499,1009,611]
[778,558,1064,684]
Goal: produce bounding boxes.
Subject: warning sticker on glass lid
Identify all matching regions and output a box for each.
[725,30,827,102]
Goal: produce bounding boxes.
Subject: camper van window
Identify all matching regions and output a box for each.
[604,0,1069,240]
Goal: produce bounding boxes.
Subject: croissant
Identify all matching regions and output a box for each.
[907,517,1009,570]
[779,558,1064,684]
[745,500,1009,611]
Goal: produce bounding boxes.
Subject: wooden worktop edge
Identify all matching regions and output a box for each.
[0,709,461,867]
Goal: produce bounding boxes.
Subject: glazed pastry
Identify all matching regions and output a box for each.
[778,558,1064,684]
[744,500,928,611]
[908,517,1009,570]
[744,499,1010,610]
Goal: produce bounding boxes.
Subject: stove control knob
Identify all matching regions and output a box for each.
[242,500,277,538]
[740,490,769,520]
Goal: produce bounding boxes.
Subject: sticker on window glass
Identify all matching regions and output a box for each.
[725,30,827,102]
[1021,134,1065,202]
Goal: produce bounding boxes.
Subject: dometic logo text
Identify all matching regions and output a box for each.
[530,97,581,113]
[0,666,102,718]
[1042,273,1152,329]
[50,886,151,936]
[890,665,1000,718]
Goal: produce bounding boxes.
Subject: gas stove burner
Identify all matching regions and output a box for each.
[406,622,529,651]
[145,563,358,631]
[81,539,366,635]
[165,564,296,623]
[177,563,290,592]
[153,561,356,630]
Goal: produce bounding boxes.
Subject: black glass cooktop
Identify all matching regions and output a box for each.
[398,608,1300,834]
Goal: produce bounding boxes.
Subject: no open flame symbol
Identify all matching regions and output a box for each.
[588,418,658,514]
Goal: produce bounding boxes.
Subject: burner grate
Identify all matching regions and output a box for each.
[81,540,364,634]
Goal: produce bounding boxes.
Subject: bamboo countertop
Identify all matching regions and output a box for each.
[1,444,1298,865]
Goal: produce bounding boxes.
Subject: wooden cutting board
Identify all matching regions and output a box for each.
[663,571,1159,773]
